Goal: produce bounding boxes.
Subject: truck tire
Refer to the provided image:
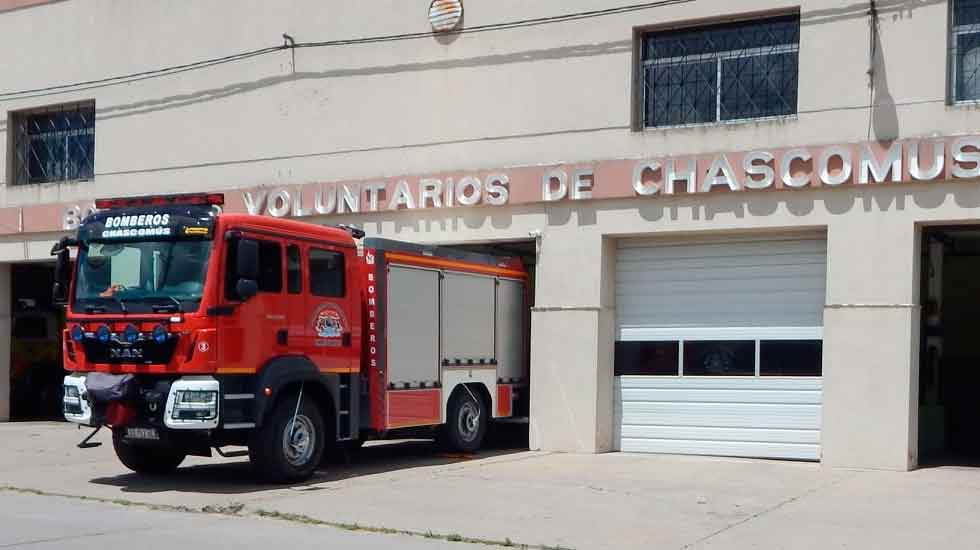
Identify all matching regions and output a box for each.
[249,393,326,483]
[443,387,488,453]
[112,432,186,475]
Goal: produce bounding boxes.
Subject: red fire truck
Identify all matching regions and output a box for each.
[54,193,529,482]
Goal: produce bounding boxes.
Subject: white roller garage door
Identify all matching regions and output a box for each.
[614,234,826,461]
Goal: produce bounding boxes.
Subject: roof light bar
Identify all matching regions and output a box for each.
[95,193,224,210]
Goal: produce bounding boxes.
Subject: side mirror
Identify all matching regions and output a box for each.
[51,237,74,306]
[52,280,68,306]
[236,278,258,300]
[236,239,259,281]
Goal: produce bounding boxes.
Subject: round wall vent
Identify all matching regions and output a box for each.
[429,0,463,32]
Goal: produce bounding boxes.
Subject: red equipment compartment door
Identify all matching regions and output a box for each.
[306,245,356,373]
[217,234,289,374]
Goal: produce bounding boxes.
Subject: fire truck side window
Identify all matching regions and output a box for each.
[309,248,345,297]
[257,240,283,293]
[286,245,301,294]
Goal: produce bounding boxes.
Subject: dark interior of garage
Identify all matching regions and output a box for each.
[9,262,66,421]
[919,228,980,465]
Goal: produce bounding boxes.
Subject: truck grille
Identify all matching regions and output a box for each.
[80,337,179,365]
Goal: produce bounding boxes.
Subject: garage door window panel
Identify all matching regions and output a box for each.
[614,341,679,376]
[683,340,755,376]
[760,340,822,377]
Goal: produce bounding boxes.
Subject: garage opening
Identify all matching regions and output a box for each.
[444,239,535,446]
[614,232,826,461]
[919,227,980,466]
[9,262,66,421]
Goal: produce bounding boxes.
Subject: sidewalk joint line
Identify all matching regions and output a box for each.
[0,485,573,550]
[679,472,858,550]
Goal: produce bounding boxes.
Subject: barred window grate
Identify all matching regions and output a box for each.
[952,0,980,102]
[641,15,800,128]
[10,102,95,185]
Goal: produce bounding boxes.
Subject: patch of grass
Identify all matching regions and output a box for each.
[201,502,245,515]
[252,507,571,548]
[0,485,573,549]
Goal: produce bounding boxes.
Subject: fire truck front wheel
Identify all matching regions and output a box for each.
[111,432,187,475]
[248,394,326,483]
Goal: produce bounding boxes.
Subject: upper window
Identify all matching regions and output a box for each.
[9,102,95,185]
[640,15,800,127]
[286,245,302,294]
[952,0,980,102]
[257,241,283,293]
[309,249,345,298]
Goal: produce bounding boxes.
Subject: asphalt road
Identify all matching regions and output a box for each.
[0,492,480,550]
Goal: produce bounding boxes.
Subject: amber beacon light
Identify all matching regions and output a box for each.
[429,0,462,32]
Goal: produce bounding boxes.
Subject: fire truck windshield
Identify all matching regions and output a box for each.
[73,240,213,314]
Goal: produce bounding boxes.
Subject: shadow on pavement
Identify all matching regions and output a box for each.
[88,423,529,495]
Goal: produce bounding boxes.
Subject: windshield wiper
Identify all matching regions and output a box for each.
[151,295,183,313]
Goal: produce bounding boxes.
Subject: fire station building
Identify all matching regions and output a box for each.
[2,0,979,471]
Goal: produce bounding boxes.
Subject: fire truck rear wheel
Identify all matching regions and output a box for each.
[111,432,186,475]
[248,394,326,483]
[444,387,488,453]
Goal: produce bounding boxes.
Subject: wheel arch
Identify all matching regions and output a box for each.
[253,356,338,432]
[441,370,497,423]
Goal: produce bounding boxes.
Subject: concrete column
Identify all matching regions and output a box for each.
[0,263,11,422]
[528,226,616,453]
[821,218,919,470]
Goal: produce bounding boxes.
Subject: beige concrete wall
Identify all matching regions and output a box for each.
[0,0,974,469]
[0,0,963,212]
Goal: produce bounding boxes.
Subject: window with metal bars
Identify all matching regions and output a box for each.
[640,15,800,128]
[9,102,95,185]
[952,0,980,102]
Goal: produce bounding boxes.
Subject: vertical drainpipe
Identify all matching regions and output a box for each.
[866,0,879,140]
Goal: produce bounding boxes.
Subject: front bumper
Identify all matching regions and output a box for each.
[63,374,221,430]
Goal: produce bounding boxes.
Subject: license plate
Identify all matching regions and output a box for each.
[125,427,159,441]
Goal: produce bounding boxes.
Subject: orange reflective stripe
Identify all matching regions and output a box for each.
[384,252,526,279]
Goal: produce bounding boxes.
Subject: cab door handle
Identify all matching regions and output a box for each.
[277,329,288,345]
[342,332,351,347]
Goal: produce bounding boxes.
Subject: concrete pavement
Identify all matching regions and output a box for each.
[0,491,470,549]
[2,422,980,549]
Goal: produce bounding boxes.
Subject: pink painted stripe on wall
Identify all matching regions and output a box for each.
[0,0,61,13]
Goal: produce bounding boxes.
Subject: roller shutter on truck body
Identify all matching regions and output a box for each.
[365,238,529,432]
[614,233,827,461]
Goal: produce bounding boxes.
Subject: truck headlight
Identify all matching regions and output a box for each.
[172,390,218,421]
[63,385,83,415]
[62,375,92,425]
[164,376,220,429]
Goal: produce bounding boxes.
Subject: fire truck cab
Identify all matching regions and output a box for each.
[55,193,529,482]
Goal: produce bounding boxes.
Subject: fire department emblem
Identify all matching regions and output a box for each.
[313,304,345,339]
